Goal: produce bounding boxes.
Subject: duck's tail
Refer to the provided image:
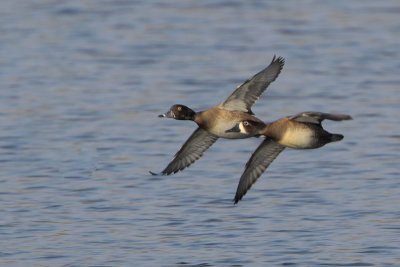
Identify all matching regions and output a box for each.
[330,133,344,142]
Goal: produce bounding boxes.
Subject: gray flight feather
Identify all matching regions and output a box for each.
[234,139,285,204]
[154,128,219,175]
[221,56,285,114]
[290,112,352,125]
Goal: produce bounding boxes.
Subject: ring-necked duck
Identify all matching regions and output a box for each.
[226,111,352,203]
[152,56,285,175]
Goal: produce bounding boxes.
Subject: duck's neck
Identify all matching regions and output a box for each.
[193,111,204,125]
[261,122,278,138]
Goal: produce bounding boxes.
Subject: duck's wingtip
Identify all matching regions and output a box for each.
[271,54,285,64]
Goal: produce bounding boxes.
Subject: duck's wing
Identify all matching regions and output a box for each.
[221,56,285,114]
[151,127,219,175]
[289,112,353,125]
[234,139,285,204]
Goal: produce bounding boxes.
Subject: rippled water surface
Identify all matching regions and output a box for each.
[1,1,399,266]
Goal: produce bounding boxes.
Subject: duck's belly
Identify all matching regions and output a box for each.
[208,119,249,139]
[279,127,316,149]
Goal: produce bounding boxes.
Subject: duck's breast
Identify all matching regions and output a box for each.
[278,122,317,149]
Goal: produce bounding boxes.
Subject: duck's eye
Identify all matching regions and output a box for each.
[243,121,250,126]
[177,106,182,111]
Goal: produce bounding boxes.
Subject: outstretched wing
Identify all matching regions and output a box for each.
[234,139,285,204]
[290,112,352,125]
[151,128,219,175]
[221,56,285,114]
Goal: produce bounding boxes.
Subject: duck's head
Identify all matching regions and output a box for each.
[226,120,265,135]
[158,104,196,120]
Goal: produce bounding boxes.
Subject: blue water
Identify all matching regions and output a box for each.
[0,1,399,266]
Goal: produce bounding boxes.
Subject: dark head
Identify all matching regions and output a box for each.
[158,104,196,120]
[226,120,266,135]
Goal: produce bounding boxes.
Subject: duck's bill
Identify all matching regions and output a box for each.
[158,110,174,118]
[225,124,240,133]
